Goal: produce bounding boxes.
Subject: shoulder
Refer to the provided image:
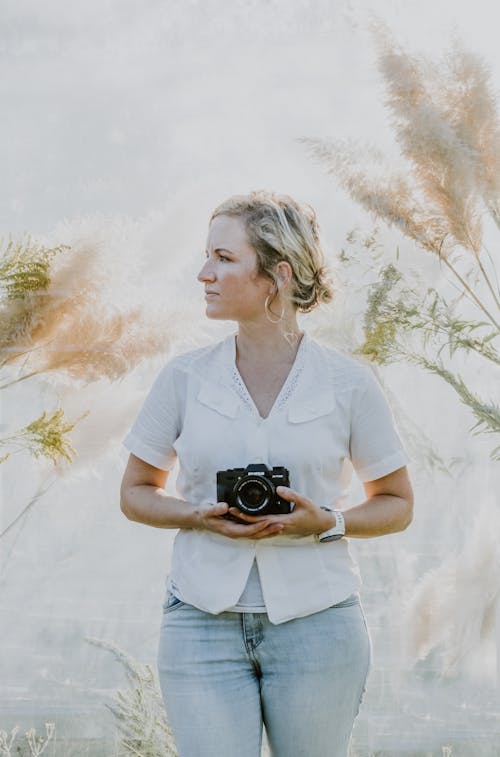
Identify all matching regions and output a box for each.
[158,335,231,380]
[306,336,373,390]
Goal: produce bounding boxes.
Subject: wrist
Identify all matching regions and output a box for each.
[316,506,346,542]
[184,503,204,530]
[316,507,336,534]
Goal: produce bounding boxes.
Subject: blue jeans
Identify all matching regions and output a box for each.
[157,593,371,757]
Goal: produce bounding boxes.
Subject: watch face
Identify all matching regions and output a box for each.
[319,533,343,542]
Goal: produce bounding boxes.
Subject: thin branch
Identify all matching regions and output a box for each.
[440,255,500,330]
[475,252,500,310]
[461,224,500,308]
[479,240,500,299]
[0,477,55,541]
[0,370,42,391]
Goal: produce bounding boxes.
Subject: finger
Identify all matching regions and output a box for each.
[254,523,285,539]
[245,519,277,533]
[206,502,229,516]
[221,510,273,527]
[276,486,298,500]
[276,486,312,508]
[227,507,270,522]
[227,508,293,523]
[220,518,273,536]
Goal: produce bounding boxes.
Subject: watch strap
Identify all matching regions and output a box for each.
[317,507,345,542]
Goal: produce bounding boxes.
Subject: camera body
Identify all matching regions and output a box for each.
[217,463,291,518]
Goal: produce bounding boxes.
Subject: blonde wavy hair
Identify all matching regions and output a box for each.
[209,190,334,313]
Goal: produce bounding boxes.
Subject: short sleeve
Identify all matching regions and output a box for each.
[122,361,182,471]
[349,366,410,482]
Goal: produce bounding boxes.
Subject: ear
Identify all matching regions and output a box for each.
[275,261,293,290]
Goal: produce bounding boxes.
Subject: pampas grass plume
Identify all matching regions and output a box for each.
[1,235,172,385]
[404,502,500,676]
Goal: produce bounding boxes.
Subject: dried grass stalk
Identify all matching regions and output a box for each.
[300,32,500,270]
[1,237,171,383]
[405,504,500,676]
[86,637,178,757]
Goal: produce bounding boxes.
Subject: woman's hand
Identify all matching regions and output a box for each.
[227,486,334,538]
[197,501,286,539]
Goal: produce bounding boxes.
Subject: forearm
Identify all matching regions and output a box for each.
[342,493,413,538]
[120,484,201,529]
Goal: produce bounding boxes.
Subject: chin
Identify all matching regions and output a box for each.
[205,305,227,320]
[205,301,253,321]
[205,306,240,322]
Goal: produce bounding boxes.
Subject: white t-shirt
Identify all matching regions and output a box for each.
[123,331,410,624]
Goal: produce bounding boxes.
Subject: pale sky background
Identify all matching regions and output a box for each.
[1,0,499,239]
[1,0,500,751]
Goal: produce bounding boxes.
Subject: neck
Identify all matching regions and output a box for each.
[235,319,304,364]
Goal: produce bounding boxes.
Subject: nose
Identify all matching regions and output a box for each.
[197,258,216,283]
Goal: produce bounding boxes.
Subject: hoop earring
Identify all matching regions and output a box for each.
[264,294,285,324]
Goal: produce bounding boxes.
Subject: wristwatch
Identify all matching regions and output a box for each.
[316,506,345,543]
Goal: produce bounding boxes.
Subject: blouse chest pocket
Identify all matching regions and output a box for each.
[196,383,240,418]
[287,390,336,424]
[174,381,244,475]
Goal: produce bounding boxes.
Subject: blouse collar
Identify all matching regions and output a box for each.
[193,331,334,422]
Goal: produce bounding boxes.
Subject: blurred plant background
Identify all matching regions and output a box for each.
[301,28,500,684]
[1,1,499,755]
[0,235,174,539]
[302,29,500,460]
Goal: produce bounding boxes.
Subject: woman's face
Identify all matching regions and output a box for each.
[197,214,273,322]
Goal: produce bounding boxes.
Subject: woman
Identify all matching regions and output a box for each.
[120,190,413,757]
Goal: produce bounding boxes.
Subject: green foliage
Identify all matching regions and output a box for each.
[0,236,79,468]
[0,408,85,465]
[340,234,500,461]
[359,264,499,367]
[0,236,67,301]
[0,236,68,353]
[414,356,500,460]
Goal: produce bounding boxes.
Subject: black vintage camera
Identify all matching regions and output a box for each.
[217,464,292,519]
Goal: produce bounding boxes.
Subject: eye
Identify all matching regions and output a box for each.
[204,250,231,262]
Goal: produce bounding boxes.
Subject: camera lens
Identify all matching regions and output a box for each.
[241,482,267,507]
[234,476,273,513]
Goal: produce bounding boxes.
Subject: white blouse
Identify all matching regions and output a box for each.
[123,331,410,624]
